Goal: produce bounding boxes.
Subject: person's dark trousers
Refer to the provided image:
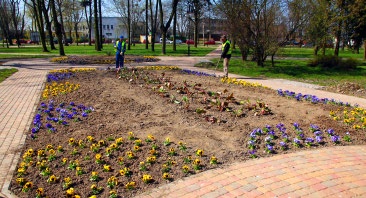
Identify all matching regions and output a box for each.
[116,53,124,69]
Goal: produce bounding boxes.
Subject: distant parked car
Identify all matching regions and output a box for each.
[186,39,194,44]
[175,39,182,44]
[160,38,173,44]
[27,40,39,44]
[204,40,215,46]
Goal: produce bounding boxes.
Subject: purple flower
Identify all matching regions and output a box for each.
[280,142,287,149]
[314,130,322,136]
[82,112,88,117]
[315,136,323,143]
[266,144,274,153]
[31,127,39,133]
[46,123,53,128]
[40,102,47,108]
[30,133,37,139]
[265,136,272,143]
[70,102,75,106]
[293,122,300,130]
[277,89,284,96]
[67,114,74,119]
[297,133,304,139]
[295,93,302,101]
[248,149,257,158]
[331,135,340,143]
[309,124,319,132]
[327,129,335,136]
[293,138,301,147]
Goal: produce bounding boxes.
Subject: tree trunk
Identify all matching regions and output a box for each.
[364,41,366,60]
[127,0,131,50]
[58,2,68,46]
[98,0,102,48]
[172,8,176,51]
[145,0,148,49]
[93,0,100,51]
[149,0,157,52]
[75,23,79,46]
[36,0,49,52]
[41,0,56,50]
[50,0,65,55]
[314,45,319,56]
[88,3,92,46]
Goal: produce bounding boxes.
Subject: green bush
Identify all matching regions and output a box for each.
[308,55,359,70]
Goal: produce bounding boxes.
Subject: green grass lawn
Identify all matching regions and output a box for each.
[0,43,219,58]
[0,68,18,83]
[208,57,366,88]
[1,43,365,88]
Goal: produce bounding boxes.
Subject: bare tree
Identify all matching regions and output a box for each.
[50,0,65,55]
[80,0,92,45]
[158,0,179,54]
[0,0,13,47]
[41,0,56,49]
[93,0,100,50]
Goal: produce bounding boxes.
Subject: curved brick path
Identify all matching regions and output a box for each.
[1,49,366,197]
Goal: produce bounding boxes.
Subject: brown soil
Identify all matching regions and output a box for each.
[10,68,365,198]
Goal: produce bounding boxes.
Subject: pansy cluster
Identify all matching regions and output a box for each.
[221,77,269,89]
[330,107,366,130]
[181,69,216,77]
[14,132,218,197]
[30,100,94,139]
[140,66,180,70]
[42,82,80,99]
[247,123,351,158]
[277,89,355,107]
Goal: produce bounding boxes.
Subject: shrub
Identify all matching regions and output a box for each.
[308,55,360,70]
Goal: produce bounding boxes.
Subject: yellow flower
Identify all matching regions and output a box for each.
[37,149,45,157]
[193,159,201,165]
[126,151,134,159]
[46,144,53,150]
[16,178,25,185]
[134,139,142,146]
[182,165,189,173]
[36,187,44,195]
[69,138,75,145]
[66,187,75,195]
[91,184,98,190]
[98,140,105,146]
[57,145,63,151]
[110,143,118,149]
[196,149,204,156]
[162,172,169,179]
[103,164,112,172]
[64,177,71,183]
[47,175,58,183]
[134,145,140,151]
[142,174,153,183]
[125,181,136,189]
[95,153,102,160]
[87,136,94,142]
[115,137,123,145]
[48,149,56,155]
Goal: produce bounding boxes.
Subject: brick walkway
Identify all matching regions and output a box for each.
[1,51,366,197]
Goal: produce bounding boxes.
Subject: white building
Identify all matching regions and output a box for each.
[90,17,128,41]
